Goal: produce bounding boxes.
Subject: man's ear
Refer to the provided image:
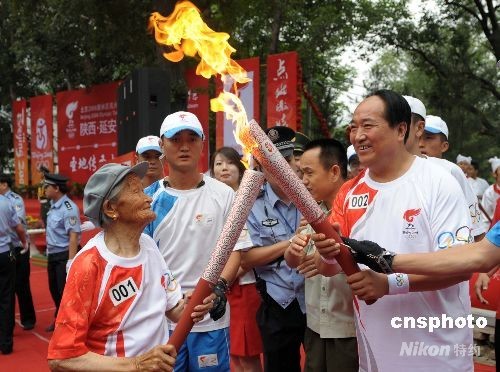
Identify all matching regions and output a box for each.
[329,164,341,182]
[441,141,449,154]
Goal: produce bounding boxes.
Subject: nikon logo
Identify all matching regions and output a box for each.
[400,342,450,357]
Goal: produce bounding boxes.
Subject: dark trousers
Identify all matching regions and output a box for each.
[256,291,306,372]
[47,251,68,317]
[15,247,36,327]
[0,250,16,353]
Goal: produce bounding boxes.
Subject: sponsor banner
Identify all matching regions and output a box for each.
[215,57,260,153]
[112,151,136,167]
[185,68,210,172]
[12,99,28,186]
[30,95,54,185]
[56,82,119,183]
[266,51,298,130]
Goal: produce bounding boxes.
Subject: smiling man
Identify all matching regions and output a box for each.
[144,111,235,371]
[314,90,474,371]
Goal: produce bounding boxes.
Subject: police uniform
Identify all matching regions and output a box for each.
[44,174,81,320]
[0,194,21,354]
[245,126,306,372]
[5,190,36,329]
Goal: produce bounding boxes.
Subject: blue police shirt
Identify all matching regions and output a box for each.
[5,190,27,247]
[246,182,305,312]
[0,194,20,254]
[46,194,81,255]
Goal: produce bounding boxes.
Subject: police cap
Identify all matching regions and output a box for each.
[43,173,69,187]
[265,126,296,158]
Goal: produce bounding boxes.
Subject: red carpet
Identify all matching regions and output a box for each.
[1,261,496,371]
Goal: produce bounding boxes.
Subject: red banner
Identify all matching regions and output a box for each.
[185,68,210,172]
[216,57,260,152]
[266,52,299,130]
[30,95,54,185]
[13,99,28,186]
[56,82,119,183]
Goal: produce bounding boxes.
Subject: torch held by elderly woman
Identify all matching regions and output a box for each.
[47,162,215,372]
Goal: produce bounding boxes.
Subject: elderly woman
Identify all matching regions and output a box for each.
[48,162,214,372]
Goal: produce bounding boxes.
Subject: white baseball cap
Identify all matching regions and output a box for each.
[489,157,500,173]
[424,115,449,139]
[346,145,357,161]
[403,95,426,119]
[160,111,204,140]
[136,135,162,154]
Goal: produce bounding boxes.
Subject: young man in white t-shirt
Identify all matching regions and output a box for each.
[315,90,474,371]
[145,111,235,371]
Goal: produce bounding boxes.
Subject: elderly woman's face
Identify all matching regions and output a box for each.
[112,174,155,225]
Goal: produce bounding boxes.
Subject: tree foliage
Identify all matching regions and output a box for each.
[364,0,499,174]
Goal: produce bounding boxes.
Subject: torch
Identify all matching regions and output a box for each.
[239,119,375,304]
[168,169,265,350]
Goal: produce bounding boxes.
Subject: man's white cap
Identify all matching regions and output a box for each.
[489,157,500,173]
[403,95,426,119]
[456,154,472,164]
[136,135,162,154]
[160,111,204,140]
[424,115,449,139]
[347,145,357,161]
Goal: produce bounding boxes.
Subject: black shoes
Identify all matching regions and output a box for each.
[0,344,13,355]
[22,323,35,331]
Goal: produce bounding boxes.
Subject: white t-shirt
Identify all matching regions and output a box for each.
[482,184,500,224]
[468,177,489,198]
[233,224,256,285]
[331,156,473,371]
[48,232,182,359]
[426,156,486,237]
[145,175,234,332]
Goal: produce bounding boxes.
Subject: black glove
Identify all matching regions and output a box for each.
[209,278,229,321]
[342,237,396,274]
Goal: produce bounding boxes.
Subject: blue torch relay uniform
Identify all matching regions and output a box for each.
[5,190,36,329]
[246,182,306,372]
[0,195,21,354]
[485,222,499,247]
[46,194,81,316]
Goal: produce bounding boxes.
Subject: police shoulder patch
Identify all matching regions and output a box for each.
[64,201,73,211]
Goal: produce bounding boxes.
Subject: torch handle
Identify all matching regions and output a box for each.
[167,278,213,350]
[310,217,376,305]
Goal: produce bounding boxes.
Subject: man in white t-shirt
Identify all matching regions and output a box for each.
[402,97,486,240]
[315,90,473,371]
[469,160,490,199]
[145,111,234,371]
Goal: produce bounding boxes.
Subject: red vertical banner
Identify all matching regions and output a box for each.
[56,82,119,183]
[12,99,28,186]
[30,95,54,185]
[215,57,260,153]
[266,51,298,130]
[185,68,210,172]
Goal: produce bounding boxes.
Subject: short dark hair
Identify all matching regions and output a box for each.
[209,147,246,184]
[470,160,480,171]
[367,89,412,143]
[303,138,348,180]
[0,174,13,188]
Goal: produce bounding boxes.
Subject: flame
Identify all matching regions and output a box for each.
[148,1,256,162]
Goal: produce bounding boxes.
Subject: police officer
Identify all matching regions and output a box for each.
[0,193,28,354]
[241,126,306,372]
[293,131,311,178]
[43,173,81,332]
[0,174,36,331]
